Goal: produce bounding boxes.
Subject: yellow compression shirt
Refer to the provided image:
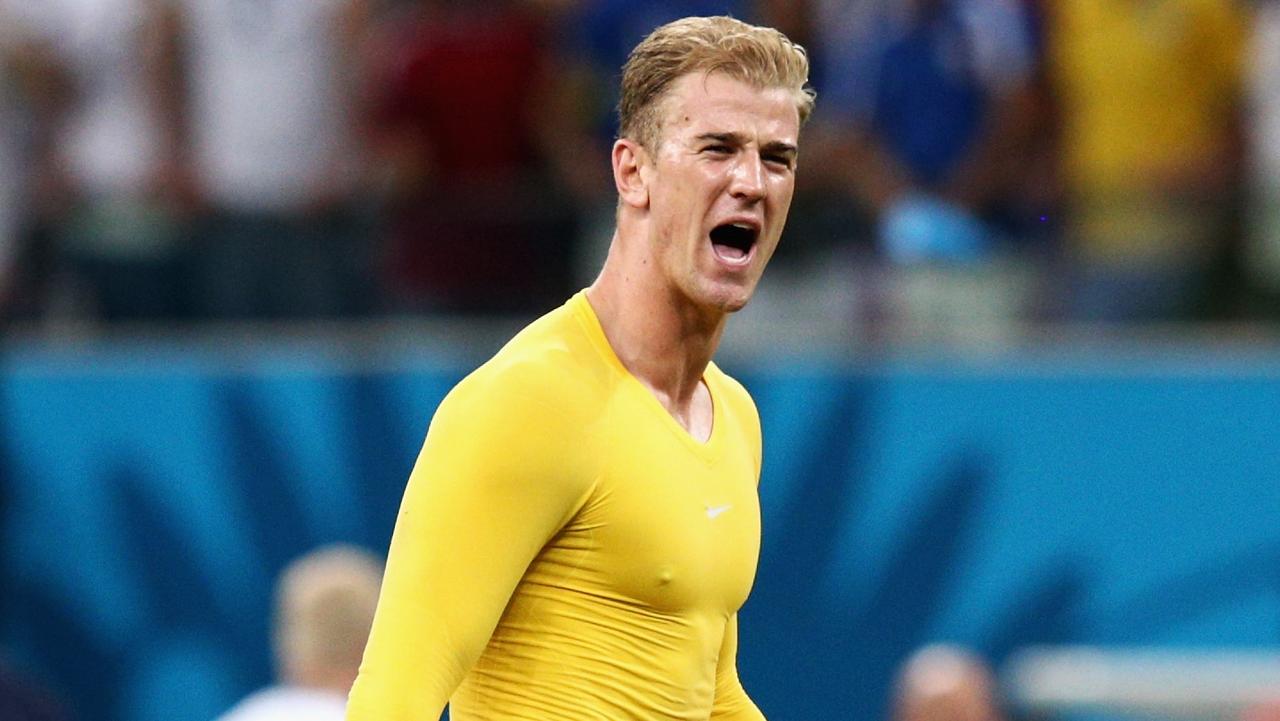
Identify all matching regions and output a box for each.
[347,291,768,721]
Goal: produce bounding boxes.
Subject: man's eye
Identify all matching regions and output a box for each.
[764,155,793,168]
[704,145,732,155]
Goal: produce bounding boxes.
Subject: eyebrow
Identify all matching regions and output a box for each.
[695,132,798,158]
[762,141,799,159]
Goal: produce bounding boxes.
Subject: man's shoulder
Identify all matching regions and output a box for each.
[708,362,757,411]
[449,298,613,416]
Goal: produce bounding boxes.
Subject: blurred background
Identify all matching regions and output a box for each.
[2,0,1280,719]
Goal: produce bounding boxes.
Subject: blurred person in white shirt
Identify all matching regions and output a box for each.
[214,545,382,721]
[172,0,376,320]
[9,0,194,323]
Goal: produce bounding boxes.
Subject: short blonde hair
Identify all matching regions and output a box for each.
[618,15,816,150]
[273,544,383,682]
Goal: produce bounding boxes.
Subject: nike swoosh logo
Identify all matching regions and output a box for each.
[706,504,732,519]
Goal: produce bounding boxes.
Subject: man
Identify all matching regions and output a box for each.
[366,0,578,314]
[813,0,1040,263]
[172,0,376,319]
[216,545,383,721]
[1045,0,1246,320]
[347,15,814,721]
[4,0,193,322]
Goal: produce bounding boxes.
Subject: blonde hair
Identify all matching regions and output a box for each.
[618,15,816,150]
[273,544,383,684]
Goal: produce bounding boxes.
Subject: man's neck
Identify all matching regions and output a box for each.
[585,234,727,409]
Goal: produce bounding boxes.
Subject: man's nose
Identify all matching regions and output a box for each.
[729,153,766,202]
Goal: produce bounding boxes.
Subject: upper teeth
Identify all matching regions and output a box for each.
[732,223,752,230]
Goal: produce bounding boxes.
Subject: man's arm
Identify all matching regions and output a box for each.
[711,614,767,721]
[346,369,594,721]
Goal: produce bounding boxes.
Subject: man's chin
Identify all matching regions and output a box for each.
[701,284,754,314]
[682,274,759,315]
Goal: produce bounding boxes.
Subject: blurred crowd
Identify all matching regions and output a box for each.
[0,0,1278,331]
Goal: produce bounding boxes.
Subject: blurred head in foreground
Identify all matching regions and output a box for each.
[274,545,383,694]
[893,644,1005,721]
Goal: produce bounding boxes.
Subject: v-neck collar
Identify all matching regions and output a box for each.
[570,291,724,462]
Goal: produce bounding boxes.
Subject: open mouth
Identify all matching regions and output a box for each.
[709,222,758,263]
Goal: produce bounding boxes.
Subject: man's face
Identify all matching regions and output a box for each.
[642,72,800,314]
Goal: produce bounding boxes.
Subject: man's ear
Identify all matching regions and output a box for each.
[612,138,650,209]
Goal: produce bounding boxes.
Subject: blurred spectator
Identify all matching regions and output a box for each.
[366,0,580,315]
[4,0,193,323]
[1243,699,1280,721]
[1245,0,1280,316]
[0,5,32,318]
[174,0,376,320]
[1044,0,1248,322]
[214,545,382,721]
[891,645,1005,721]
[787,0,1044,341]
[809,0,1043,265]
